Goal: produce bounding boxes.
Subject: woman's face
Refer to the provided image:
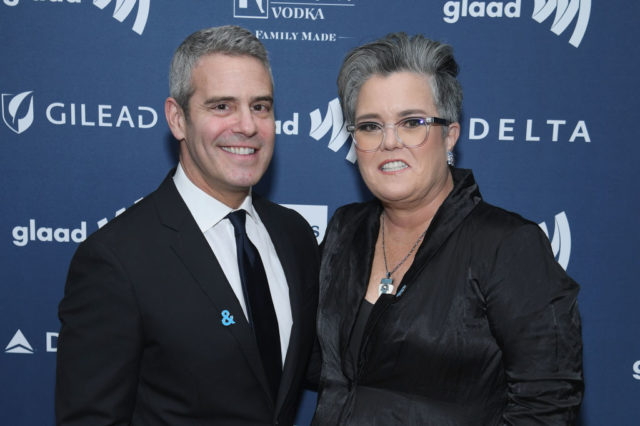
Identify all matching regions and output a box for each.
[354,71,460,208]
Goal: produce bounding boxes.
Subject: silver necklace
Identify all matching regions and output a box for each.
[379,212,427,296]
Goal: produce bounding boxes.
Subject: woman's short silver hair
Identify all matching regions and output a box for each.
[169,25,273,118]
[337,32,463,126]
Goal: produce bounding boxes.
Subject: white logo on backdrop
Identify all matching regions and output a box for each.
[93,0,151,35]
[235,0,269,18]
[5,329,34,354]
[2,91,34,134]
[467,117,591,143]
[532,0,591,48]
[12,220,87,247]
[237,0,354,42]
[442,0,591,47]
[1,90,158,134]
[234,0,355,20]
[538,211,571,270]
[281,204,328,243]
[3,0,82,6]
[309,98,356,163]
[633,360,640,380]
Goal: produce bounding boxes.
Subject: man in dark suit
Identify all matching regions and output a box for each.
[55,25,319,425]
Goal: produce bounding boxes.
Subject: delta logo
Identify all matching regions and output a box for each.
[4,329,58,354]
[442,0,591,47]
[4,329,34,354]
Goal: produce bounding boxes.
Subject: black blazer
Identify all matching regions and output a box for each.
[56,171,320,425]
[313,168,583,425]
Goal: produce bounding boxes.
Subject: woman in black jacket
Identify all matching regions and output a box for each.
[312,33,583,425]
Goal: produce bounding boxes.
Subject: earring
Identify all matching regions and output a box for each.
[447,151,455,166]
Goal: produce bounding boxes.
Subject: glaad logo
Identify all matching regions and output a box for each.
[442,0,591,47]
[443,0,521,23]
[12,219,87,247]
[93,0,151,35]
[532,0,591,48]
[538,211,571,270]
[5,329,34,354]
[235,0,268,19]
[309,98,356,163]
[1,91,34,134]
[633,360,640,380]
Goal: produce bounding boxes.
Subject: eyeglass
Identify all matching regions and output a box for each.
[347,116,451,152]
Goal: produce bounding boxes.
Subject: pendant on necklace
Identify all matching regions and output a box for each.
[379,273,394,296]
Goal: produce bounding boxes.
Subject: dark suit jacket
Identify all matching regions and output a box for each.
[55,172,320,426]
[313,168,583,425]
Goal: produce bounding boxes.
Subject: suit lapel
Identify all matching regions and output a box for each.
[254,197,305,414]
[152,173,274,405]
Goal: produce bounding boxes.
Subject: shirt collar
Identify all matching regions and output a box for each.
[173,163,257,232]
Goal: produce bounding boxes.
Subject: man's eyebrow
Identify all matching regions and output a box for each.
[201,95,274,105]
[252,95,274,104]
[202,96,236,106]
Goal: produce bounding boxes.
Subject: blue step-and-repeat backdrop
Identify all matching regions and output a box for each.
[1,1,639,425]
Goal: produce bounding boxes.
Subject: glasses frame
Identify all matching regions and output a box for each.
[347,116,451,152]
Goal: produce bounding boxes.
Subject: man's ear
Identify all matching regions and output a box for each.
[165,97,187,141]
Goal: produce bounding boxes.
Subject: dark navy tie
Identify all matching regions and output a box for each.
[227,210,282,399]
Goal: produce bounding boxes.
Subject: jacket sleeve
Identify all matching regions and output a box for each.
[483,224,583,425]
[55,237,142,425]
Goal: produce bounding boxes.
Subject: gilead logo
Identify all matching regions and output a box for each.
[1,91,159,133]
[1,91,34,134]
[12,219,86,247]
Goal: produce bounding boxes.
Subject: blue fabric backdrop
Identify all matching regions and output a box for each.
[1,1,638,424]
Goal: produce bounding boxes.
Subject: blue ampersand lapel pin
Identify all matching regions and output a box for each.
[221,310,235,326]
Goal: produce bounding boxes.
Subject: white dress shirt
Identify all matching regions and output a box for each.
[173,164,292,365]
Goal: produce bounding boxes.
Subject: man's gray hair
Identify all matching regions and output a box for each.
[337,32,463,126]
[169,25,273,117]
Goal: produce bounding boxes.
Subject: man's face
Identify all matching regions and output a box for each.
[166,53,275,207]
